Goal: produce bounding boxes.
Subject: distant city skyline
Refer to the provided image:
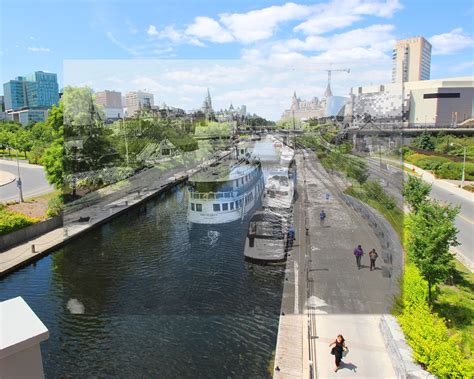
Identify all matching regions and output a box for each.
[2,0,473,119]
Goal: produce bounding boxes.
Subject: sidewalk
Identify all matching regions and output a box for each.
[0,170,15,186]
[304,153,398,378]
[383,157,472,202]
[0,152,229,277]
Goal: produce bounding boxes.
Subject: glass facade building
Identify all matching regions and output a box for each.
[3,71,59,111]
[3,71,59,124]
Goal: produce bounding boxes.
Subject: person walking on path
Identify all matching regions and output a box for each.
[369,248,378,271]
[354,245,364,269]
[329,334,348,372]
[319,210,326,227]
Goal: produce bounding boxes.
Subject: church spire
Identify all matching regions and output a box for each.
[323,83,333,98]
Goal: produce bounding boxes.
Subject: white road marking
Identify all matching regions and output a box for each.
[294,261,299,314]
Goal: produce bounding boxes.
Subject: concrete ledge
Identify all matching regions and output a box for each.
[0,216,63,252]
[379,315,436,379]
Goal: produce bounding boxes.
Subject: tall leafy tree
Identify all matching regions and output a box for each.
[402,175,432,213]
[407,201,459,303]
[415,131,435,151]
[42,103,65,188]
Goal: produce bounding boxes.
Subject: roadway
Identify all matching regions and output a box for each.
[0,159,54,203]
[371,157,473,270]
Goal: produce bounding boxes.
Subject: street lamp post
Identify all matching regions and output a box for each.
[122,117,130,166]
[450,142,466,188]
[16,152,24,202]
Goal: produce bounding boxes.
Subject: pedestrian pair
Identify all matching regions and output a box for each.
[353,245,378,270]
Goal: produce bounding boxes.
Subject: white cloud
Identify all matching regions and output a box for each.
[273,24,395,53]
[147,25,159,36]
[185,17,234,43]
[147,24,206,47]
[27,46,51,52]
[219,3,313,43]
[105,32,139,56]
[294,0,402,35]
[429,28,474,55]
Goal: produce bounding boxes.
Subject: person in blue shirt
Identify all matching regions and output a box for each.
[319,210,326,226]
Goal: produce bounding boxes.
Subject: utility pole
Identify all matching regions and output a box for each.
[122,117,129,166]
[16,152,24,202]
[292,110,296,149]
[451,142,466,188]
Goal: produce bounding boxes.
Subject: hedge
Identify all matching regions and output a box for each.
[0,206,40,236]
[406,153,474,181]
[435,161,474,181]
[398,264,474,377]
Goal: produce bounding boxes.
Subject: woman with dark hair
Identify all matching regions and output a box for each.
[329,334,347,372]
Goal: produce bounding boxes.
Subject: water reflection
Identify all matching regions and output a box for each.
[0,184,284,378]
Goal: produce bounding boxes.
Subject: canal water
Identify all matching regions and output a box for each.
[0,139,286,378]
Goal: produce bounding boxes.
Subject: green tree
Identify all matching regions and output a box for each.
[407,201,459,303]
[42,103,65,188]
[415,131,435,151]
[402,175,432,213]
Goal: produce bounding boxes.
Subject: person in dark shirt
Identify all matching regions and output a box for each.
[329,334,347,372]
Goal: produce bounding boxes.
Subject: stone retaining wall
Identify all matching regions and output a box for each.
[0,216,63,252]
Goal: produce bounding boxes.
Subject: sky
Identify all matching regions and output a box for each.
[1,0,473,120]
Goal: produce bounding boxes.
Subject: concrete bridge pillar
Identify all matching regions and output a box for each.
[0,297,49,378]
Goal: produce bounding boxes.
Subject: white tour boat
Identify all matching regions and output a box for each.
[187,157,264,225]
[262,168,294,210]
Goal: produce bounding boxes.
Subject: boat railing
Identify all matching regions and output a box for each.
[189,191,240,200]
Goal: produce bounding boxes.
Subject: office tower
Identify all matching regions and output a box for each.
[125,91,154,116]
[95,90,123,119]
[3,71,59,124]
[392,37,431,83]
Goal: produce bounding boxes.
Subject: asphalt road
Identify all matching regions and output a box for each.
[0,159,54,202]
[430,181,473,266]
[371,157,473,268]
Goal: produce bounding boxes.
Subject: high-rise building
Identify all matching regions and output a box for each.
[96,90,123,119]
[3,71,59,124]
[125,91,154,116]
[392,37,431,83]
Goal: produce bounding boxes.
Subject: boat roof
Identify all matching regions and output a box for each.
[189,158,260,183]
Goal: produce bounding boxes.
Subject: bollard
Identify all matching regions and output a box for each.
[31,244,36,254]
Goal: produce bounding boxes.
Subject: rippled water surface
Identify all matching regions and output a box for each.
[0,183,285,378]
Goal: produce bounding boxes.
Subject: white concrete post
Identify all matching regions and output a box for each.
[0,297,49,378]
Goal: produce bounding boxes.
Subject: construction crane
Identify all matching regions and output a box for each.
[325,67,350,88]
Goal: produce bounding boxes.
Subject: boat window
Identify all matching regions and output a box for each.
[196,204,202,212]
[236,180,239,187]
[213,204,221,212]
[191,203,195,211]
[222,203,229,211]
[224,193,230,198]
[230,202,234,210]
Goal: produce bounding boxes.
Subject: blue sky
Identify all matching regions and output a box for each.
[1,0,473,119]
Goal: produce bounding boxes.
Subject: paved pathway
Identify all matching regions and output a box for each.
[0,170,15,186]
[273,150,398,378]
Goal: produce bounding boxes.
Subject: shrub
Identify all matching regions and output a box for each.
[46,195,64,217]
[435,161,474,181]
[0,206,40,236]
[398,264,474,377]
[363,180,396,210]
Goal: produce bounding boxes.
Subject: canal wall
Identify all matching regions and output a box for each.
[0,216,63,252]
[0,151,232,278]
